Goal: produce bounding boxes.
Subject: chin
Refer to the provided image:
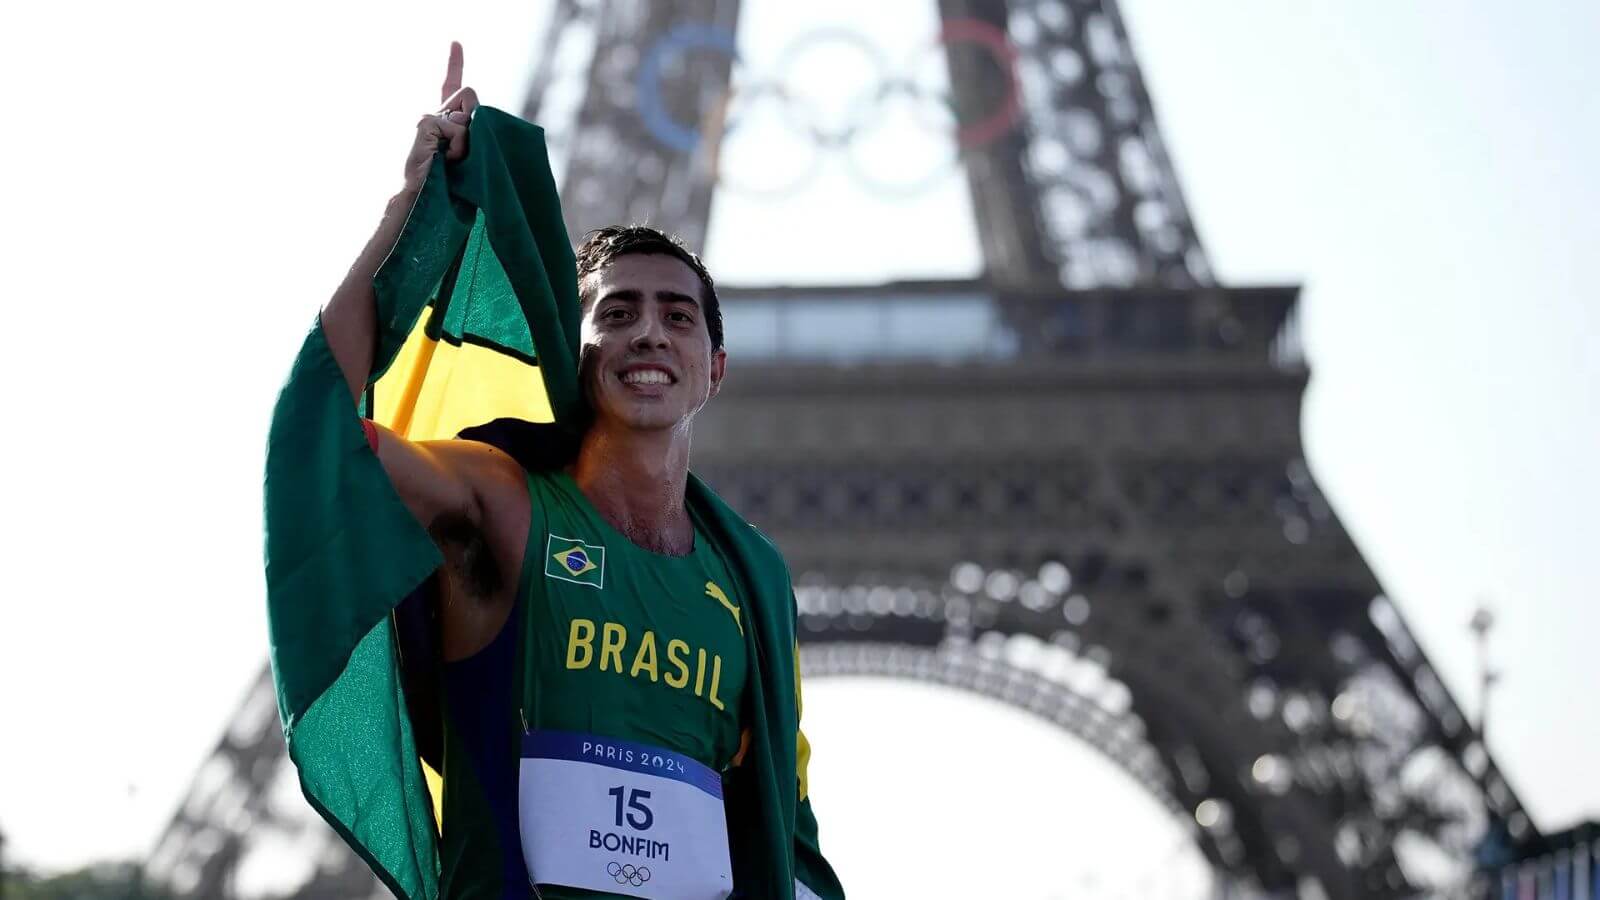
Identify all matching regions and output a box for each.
[619,409,682,431]
[595,396,687,432]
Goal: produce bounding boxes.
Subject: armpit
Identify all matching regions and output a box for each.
[427,511,504,600]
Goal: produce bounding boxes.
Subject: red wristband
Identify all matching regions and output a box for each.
[360,418,380,453]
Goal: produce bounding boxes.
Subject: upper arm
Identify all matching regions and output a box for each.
[368,423,528,660]
[366,421,521,532]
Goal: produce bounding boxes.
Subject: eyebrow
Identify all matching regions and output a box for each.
[597,288,700,310]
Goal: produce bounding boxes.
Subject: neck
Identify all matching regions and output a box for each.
[570,421,695,555]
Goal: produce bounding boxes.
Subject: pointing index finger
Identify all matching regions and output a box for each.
[440,41,464,105]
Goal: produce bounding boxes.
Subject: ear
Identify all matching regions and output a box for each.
[707,348,728,400]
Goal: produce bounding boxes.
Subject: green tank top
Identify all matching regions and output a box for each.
[438,469,749,899]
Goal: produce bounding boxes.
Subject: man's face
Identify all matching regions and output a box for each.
[578,253,726,433]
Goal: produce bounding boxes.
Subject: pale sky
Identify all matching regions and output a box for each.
[0,0,1596,891]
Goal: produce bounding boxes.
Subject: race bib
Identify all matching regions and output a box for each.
[519,731,733,900]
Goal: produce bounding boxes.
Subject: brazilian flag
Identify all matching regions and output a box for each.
[263,107,844,899]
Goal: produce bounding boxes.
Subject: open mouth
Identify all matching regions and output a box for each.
[617,367,676,386]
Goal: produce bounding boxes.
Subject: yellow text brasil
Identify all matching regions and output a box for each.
[564,618,730,711]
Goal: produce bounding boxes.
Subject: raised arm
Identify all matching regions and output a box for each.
[313,45,500,527]
[321,41,478,405]
[309,45,530,640]
[311,45,532,662]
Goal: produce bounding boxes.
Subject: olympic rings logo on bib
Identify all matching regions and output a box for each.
[608,861,652,887]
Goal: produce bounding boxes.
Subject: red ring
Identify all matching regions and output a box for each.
[937,17,1023,149]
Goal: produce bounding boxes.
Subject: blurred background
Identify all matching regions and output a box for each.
[1,0,1597,897]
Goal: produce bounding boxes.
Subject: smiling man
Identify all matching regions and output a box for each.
[297,44,844,900]
[374,227,763,900]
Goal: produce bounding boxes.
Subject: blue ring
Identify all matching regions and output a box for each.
[636,23,740,153]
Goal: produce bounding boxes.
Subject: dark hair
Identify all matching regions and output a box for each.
[575,225,723,352]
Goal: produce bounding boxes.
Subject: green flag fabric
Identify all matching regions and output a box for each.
[264,106,843,899]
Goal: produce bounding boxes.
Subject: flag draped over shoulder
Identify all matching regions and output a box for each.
[264,107,843,900]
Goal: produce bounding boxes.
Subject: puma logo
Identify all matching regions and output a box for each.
[705,581,742,635]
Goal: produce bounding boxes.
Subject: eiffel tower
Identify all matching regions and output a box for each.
[149,1,1536,897]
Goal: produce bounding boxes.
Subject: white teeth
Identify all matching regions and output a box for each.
[622,369,671,385]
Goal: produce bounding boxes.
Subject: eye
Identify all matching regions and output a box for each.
[601,307,632,321]
[669,311,695,324]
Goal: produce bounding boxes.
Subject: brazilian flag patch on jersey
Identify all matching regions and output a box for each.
[546,534,606,589]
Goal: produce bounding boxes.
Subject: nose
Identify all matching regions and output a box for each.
[628,312,670,352]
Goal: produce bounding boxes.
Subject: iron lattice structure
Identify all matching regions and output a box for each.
[150,1,1534,897]
[692,282,1526,899]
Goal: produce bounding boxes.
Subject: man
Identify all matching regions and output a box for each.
[298,43,843,899]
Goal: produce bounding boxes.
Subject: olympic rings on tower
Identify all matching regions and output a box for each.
[633,18,1022,198]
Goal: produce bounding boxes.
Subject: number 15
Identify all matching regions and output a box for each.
[608,785,654,830]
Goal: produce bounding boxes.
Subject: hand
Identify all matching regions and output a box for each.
[402,41,481,192]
